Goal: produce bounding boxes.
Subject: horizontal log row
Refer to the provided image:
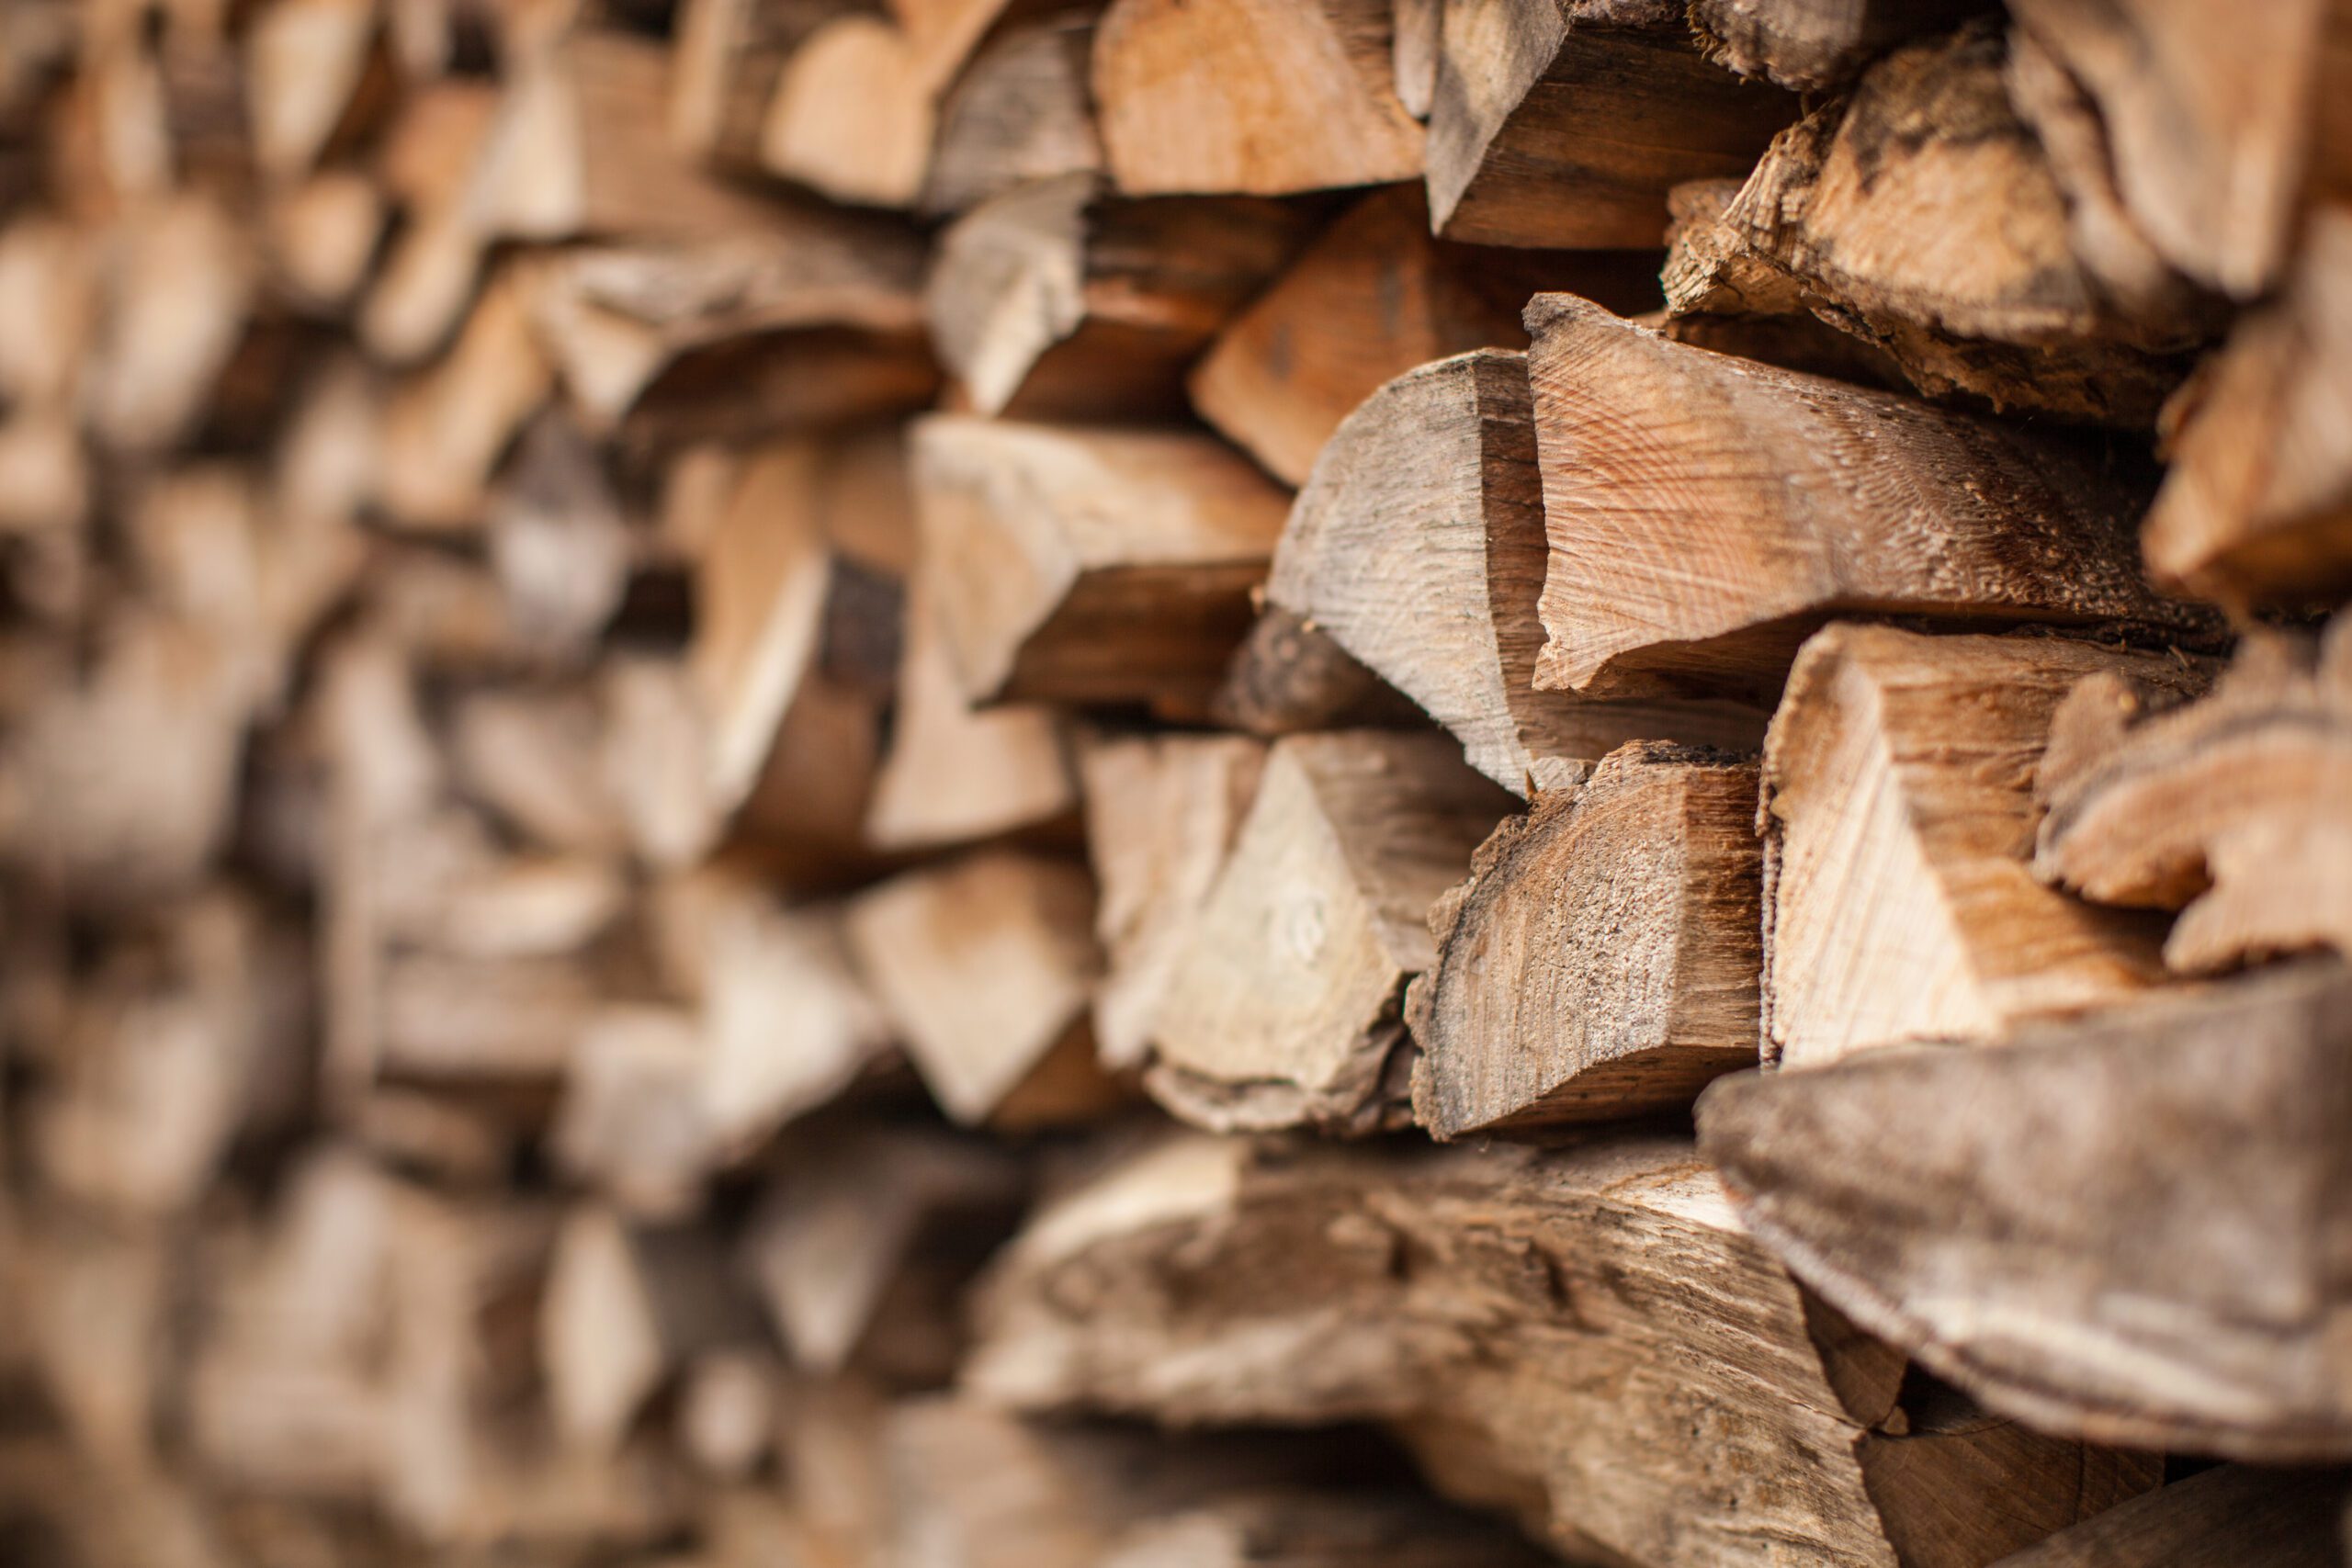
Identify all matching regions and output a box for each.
[0,0,2349,1565]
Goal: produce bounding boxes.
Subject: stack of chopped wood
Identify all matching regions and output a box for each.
[2,0,2350,1562]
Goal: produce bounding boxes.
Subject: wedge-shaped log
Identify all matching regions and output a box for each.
[1210,605,1428,736]
[970,1129,2155,1566]
[2006,0,2350,300]
[1664,23,2208,428]
[844,850,1119,1126]
[1689,0,1991,92]
[1190,185,1657,486]
[1525,294,2211,703]
[910,416,1290,714]
[1701,962,2352,1461]
[2142,207,2352,610]
[1145,731,1512,1134]
[1080,732,1266,1073]
[1763,626,2202,1070]
[2035,621,2352,974]
[926,175,1306,419]
[1985,1464,2348,1568]
[921,11,1102,216]
[1425,0,1796,247]
[376,270,552,532]
[669,0,852,171]
[1092,0,1422,197]
[1270,348,1765,795]
[1407,742,1759,1137]
[758,14,933,208]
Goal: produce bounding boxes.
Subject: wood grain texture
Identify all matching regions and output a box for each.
[1761,626,2200,1070]
[1525,292,2213,703]
[1269,347,1765,795]
[2036,620,2352,974]
[1144,730,1511,1134]
[969,1127,2153,1567]
[920,11,1102,217]
[1425,0,1796,247]
[1985,1464,2349,1568]
[1701,961,2352,1461]
[1688,0,1990,92]
[1407,741,1759,1137]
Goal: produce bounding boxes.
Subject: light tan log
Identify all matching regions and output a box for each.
[1664,22,2208,428]
[1702,960,2352,1461]
[1268,348,1765,795]
[2006,0,2351,299]
[1762,625,2204,1070]
[1080,731,1265,1072]
[2142,206,2352,610]
[266,171,388,310]
[865,574,1079,853]
[1406,742,1758,1137]
[910,415,1289,714]
[1092,0,1422,197]
[549,1005,717,1219]
[84,195,256,453]
[669,0,850,170]
[969,1128,2156,1566]
[1689,0,1990,92]
[376,269,553,532]
[1525,293,2213,704]
[246,0,388,177]
[1986,1465,2348,1568]
[2035,621,2352,974]
[920,11,1101,216]
[844,850,1118,1125]
[677,1348,781,1481]
[925,175,1306,419]
[1189,184,1657,486]
[1424,0,1795,247]
[1145,730,1511,1134]
[757,14,933,208]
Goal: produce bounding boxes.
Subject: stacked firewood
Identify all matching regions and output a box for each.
[2,0,2349,1561]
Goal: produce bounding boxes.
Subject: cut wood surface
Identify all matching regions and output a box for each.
[1700,960,2352,1461]
[2035,619,2352,974]
[1407,742,1759,1138]
[1525,292,2213,703]
[1209,605,1430,738]
[925,175,1307,420]
[2141,205,2352,610]
[1663,21,2209,427]
[1079,731,1265,1073]
[910,415,1290,713]
[1761,625,2202,1070]
[1267,347,1766,795]
[757,14,933,209]
[1092,0,1423,197]
[1689,0,1990,92]
[969,1128,2155,1567]
[1424,0,1796,247]
[1188,183,1657,487]
[920,10,1102,217]
[1144,730,1512,1134]
[1985,1464,2349,1568]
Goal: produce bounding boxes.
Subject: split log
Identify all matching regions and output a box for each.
[1405,742,1759,1138]
[541,1205,758,1455]
[1699,960,2352,1461]
[1267,348,1766,795]
[488,412,633,662]
[245,0,389,178]
[910,415,1290,714]
[1091,0,1423,197]
[549,1005,717,1219]
[518,209,929,434]
[843,850,1119,1126]
[865,574,1080,853]
[668,0,850,170]
[1423,0,1796,248]
[1986,1465,2349,1568]
[2140,206,2352,611]
[969,1128,2157,1566]
[2035,621,2352,974]
[1662,22,2210,428]
[1079,731,1265,1072]
[677,1348,780,1480]
[757,14,932,208]
[83,195,256,453]
[1689,0,1990,92]
[1145,730,1511,1134]
[1209,605,1428,737]
[919,10,1101,217]
[448,685,630,858]
[687,429,909,869]
[2006,0,2352,299]
[1390,0,1439,118]
[375,269,552,532]
[265,170,388,310]
[1523,293,2213,704]
[1188,184,1657,486]
[924,175,1307,420]
[1761,625,2203,1070]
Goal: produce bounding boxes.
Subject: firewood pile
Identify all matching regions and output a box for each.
[3,0,2350,1561]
